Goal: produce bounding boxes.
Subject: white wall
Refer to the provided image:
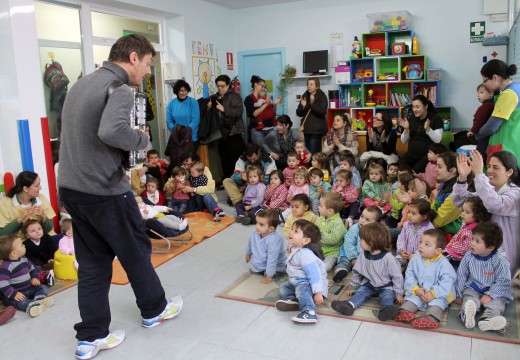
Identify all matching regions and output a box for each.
[233,0,508,129]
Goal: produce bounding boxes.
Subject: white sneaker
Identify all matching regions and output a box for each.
[478,316,507,332]
[179,218,188,231]
[75,330,125,359]
[142,295,183,328]
[463,300,477,329]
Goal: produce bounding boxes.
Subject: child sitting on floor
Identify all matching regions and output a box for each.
[0,234,54,318]
[332,169,359,227]
[362,163,391,213]
[275,219,327,324]
[295,140,311,168]
[145,149,169,178]
[308,168,332,215]
[333,206,383,283]
[262,170,288,216]
[165,166,190,214]
[283,152,299,187]
[310,152,330,183]
[58,218,78,270]
[331,150,361,190]
[235,165,267,225]
[282,167,310,220]
[317,193,347,272]
[245,209,286,284]
[188,161,208,190]
[283,194,318,239]
[387,172,415,228]
[141,177,165,205]
[414,143,446,191]
[134,195,188,231]
[22,219,56,271]
[455,222,512,333]
[394,229,457,329]
[396,199,436,267]
[443,197,491,267]
[331,222,404,321]
[386,163,399,187]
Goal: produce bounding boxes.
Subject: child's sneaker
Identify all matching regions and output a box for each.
[275,299,299,311]
[178,218,188,231]
[461,300,477,329]
[141,295,183,328]
[39,270,55,286]
[411,315,440,329]
[241,216,251,225]
[214,208,226,220]
[393,309,416,323]
[378,304,399,321]
[234,215,245,224]
[37,296,54,308]
[291,310,317,324]
[75,330,125,360]
[331,300,355,316]
[0,306,16,325]
[332,268,349,283]
[27,303,45,318]
[478,316,507,332]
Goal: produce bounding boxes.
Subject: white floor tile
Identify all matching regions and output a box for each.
[343,322,471,360]
[471,338,520,359]
[230,307,361,360]
[218,348,282,360]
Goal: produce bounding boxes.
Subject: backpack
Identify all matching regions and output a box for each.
[44,61,70,91]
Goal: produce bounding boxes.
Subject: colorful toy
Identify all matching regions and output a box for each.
[392,118,399,131]
[363,70,374,82]
[351,36,362,59]
[412,36,420,55]
[402,64,423,80]
[365,89,376,106]
[354,67,364,82]
[392,43,406,55]
[366,117,373,129]
[443,117,451,131]
[354,112,367,131]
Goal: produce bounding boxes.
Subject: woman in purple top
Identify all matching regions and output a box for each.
[453,150,520,278]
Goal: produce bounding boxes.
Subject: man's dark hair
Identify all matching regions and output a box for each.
[109,34,156,63]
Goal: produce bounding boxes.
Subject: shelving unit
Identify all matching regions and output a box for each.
[330,28,451,132]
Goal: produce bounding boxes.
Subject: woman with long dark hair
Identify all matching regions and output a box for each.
[359,111,398,169]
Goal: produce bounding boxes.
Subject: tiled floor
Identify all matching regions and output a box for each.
[2,197,519,359]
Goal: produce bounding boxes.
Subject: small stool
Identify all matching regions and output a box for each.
[53,250,78,280]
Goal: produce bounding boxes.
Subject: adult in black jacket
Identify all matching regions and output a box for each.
[398,95,443,173]
[209,75,245,178]
[359,111,399,170]
[296,77,328,154]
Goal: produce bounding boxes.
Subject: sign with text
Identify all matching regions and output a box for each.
[470,21,485,43]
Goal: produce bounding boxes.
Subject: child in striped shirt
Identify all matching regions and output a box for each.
[456,222,513,333]
[331,222,404,321]
[443,197,491,267]
[396,199,436,267]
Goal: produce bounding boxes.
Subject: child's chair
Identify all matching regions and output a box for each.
[53,250,78,280]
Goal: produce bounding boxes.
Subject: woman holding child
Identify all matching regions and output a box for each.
[0,171,56,238]
[244,75,281,147]
[322,112,359,167]
[477,59,520,162]
[399,95,443,173]
[262,115,304,169]
[453,150,520,278]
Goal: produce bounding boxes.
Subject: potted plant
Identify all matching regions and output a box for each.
[276,64,297,101]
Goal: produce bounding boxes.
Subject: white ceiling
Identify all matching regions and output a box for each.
[202,0,305,10]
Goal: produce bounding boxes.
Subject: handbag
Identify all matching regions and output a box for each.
[298,109,311,138]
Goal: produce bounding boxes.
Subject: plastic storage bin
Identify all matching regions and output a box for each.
[367,11,412,32]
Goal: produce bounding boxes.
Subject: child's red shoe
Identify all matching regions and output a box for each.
[411,315,440,329]
[393,310,416,323]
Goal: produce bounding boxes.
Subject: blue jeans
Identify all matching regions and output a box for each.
[188,194,219,214]
[279,281,315,312]
[335,256,354,272]
[349,283,395,310]
[3,285,47,312]
[305,134,323,155]
[169,198,189,214]
[251,128,273,147]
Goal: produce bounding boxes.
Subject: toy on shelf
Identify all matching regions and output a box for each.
[354,115,367,131]
[412,36,420,55]
[363,70,374,82]
[392,43,407,55]
[351,36,362,59]
[366,117,373,129]
[365,47,384,57]
[350,96,361,106]
[392,118,399,131]
[443,116,450,131]
[403,64,423,80]
[377,72,398,81]
[354,67,364,82]
[365,89,377,106]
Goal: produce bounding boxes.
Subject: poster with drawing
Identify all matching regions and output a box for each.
[192,56,216,99]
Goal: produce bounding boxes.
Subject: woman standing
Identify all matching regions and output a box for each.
[296,77,328,154]
[477,59,520,162]
[359,112,398,169]
[0,171,56,238]
[166,79,200,149]
[399,95,443,173]
[244,75,281,147]
[322,112,358,168]
[262,115,305,169]
[453,150,520,278]
[210,74,245,178]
